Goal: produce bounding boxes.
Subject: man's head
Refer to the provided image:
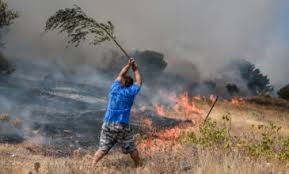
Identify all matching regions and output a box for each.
[121,75,134,87]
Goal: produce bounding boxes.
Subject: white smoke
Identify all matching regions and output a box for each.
[4,0,288,88]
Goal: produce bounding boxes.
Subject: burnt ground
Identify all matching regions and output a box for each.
[27,109,192,154]
[0,75,192,154]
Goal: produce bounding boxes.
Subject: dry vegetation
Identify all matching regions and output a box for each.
[0,97,289,174]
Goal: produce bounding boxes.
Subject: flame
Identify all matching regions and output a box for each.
[193,95,203,101]
[140,92,208,156]
[231,96,245,105]
[154,92,203,117]
[141,118,153,129]
[209,95,217,103]
[140,106,146,112]
[173,92,203,115]
[137,121,196,156]
[154,104,166,116]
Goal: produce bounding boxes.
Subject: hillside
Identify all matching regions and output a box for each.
[0,96,288,174]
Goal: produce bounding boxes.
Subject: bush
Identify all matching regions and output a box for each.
[99,49,167,81]
[179,116,289,162]
[0,0,17,74]
[179,114,232,149]
[133,50,167,81]
[247,122,281,159]
[230,59,273,95]
[278,84,289,100]
[0,114,23,143]
[0,0,18,27]
[248,94,289,108]
[0,51,15,74]
[0,0,18,43]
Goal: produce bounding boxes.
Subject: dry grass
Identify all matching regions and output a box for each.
[0,99,289,174]
[0,113,11,122]
[0,143,288,174]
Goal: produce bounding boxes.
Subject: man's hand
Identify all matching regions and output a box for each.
[116,58,135,81]
[132,61,142,85]
[132,61,138,71]
[128,58,135,67]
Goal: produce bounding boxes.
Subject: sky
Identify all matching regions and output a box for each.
[4,0,289,90]
[257,0,289,89]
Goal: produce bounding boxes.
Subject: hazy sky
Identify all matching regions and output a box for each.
[5,0,289,89]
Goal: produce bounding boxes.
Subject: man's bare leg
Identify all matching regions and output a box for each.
[130,149,141,167]
[92,150,107,167]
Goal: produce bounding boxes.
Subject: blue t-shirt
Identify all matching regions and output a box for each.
[104,80,141,124]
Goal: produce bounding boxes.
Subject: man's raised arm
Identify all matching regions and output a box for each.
[132,62,142,86]
[116,58,134,81]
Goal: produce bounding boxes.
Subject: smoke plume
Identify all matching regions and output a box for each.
[1,0,289,147]
[3,0,288,89]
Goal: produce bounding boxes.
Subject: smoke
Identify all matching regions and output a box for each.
[0,0,289,91]
[1,0,289,147]
[3,0,288,88]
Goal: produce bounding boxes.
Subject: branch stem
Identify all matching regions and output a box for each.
[204,96,219,123]
[101,27,130,59]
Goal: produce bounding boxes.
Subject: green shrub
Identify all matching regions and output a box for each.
[279,138,289,161]
[198,119,231,148]
[278,84,289,100]
[247,122,281,159]
[179,114,232,149]
[179,132,197,145]
[179,116,289,162]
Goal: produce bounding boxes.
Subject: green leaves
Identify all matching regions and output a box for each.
[278,84,289,100]
[45,5,114,47]
[0,0,18,28]
[179,116,289,162]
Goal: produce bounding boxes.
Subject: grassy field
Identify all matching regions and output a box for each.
[0,96,289,174]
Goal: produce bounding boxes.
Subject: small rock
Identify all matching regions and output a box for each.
[34,162,40,173]
[73,147,87,157]
[180,160,191,171]
[191,145,198,157]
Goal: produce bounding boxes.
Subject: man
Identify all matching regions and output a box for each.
[92,58,142,167]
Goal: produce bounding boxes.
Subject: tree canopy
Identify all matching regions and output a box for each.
[45,5,114,47]
[0,0,18,28]
[278,84,289,100]
[232,59,273,95]
[0,0,17,73]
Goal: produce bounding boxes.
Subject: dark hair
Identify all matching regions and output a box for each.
[123,76,134,87]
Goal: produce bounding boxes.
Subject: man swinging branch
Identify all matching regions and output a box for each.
[92,58,142,167]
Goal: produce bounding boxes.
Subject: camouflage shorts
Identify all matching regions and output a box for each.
[99,123,136,154]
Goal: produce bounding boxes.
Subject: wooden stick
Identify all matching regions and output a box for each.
[101,27,130,59]
[203,96,219,123]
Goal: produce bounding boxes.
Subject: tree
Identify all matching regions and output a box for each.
[97,50,167,82]
[231,59,273,95]
[133,50,167,81]
[0,0,18,74]
[0,0,18,43]
[278,84,289,100]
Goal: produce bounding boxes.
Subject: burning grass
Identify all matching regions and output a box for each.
[153,92,206,125]
[1,95,289,173]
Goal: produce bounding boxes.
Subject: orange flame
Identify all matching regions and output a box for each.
[173,92,203,115]
[209,95,217,103]
[141,118,153,129]
[154,104,166,116]
[154,92,203,117]
[138,122,197,156]
[140,106,146,112]
[231,96,245,105]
